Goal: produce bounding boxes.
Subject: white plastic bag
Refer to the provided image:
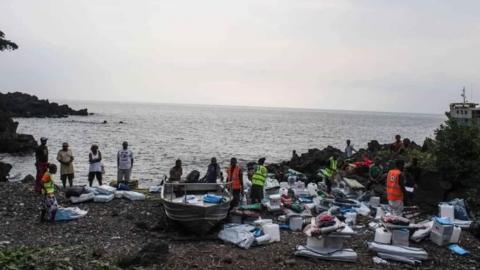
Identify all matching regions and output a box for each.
[123,191,145,201]
[94,194,114,203]
[114,190,126,199]
[96,185,116,195]
[70,192,95,204]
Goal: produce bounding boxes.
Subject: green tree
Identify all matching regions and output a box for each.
[434,119,480,187]
[0,31,18,51]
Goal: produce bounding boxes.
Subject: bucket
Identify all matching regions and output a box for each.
[374,228,392,244]
[262,224,280,242]
[439,204,455,220]
[289,216,303,231]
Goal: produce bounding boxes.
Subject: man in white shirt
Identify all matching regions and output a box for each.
[345,139,357,158]
[117,141,134,183]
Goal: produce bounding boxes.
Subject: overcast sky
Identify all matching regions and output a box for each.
[1,0,479,113]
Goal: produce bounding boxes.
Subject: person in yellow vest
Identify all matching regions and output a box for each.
[251,158,267,203]
[386,160,406,216]
[325,154,339,193]
[40,164,58,222]
[226,157,243,207]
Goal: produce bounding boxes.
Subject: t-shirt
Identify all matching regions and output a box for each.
[36,145,49,163]
[117,149,134,170]
[345,145,356,158]
[369,165,382,179]
[57,149,74,175]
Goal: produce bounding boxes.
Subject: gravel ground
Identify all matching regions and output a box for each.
[1,181,480,270]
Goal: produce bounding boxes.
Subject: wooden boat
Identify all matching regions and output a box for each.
[160,182,232,234]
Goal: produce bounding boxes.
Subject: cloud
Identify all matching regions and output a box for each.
[0,0,479,113]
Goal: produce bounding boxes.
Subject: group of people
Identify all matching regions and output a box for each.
[341,135,412,216]
[167,156,268,207]
[35,134,413,222]
[35,138,135,192]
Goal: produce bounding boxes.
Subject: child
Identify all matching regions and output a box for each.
[40,164,58,222]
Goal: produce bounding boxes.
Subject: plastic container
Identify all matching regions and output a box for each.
[439,204,455,220]
[255,234,272,245]
[289,216,303,231]
[369,197,380,207]
[269,194,281,207]
[262,224,280,242]
[307,183,318,196]
[307,236,345,249]
[94,194,114,203]
[449,226,462,243]
[392,229,409,246]
[432,218,454,236]
[374,228,392,244]
[430,230,450,246]
[345,212,357,226]
[253,218,273,228]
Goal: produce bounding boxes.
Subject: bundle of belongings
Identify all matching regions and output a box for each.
[218,219,280,249]
[55,207,88,221]
[368,213,430,265]
[68,185,145,203]
[295,213,358,262]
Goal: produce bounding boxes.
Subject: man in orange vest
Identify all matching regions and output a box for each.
[226,157,243,207]
[386,160,406,216]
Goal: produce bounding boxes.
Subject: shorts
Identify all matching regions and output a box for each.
[88,172,103,181]
[118,169,131,182]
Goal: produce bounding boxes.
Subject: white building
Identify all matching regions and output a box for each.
[446,87,480,126]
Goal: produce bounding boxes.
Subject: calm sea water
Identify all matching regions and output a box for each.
[0,101,445,186]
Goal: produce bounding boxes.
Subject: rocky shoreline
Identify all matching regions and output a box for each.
[1,180,479,270]
[0,91,89,181]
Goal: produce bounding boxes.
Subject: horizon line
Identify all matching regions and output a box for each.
[55,97,444,117]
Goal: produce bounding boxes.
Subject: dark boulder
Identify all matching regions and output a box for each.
[0,113,37,153]
[21,174,35,184]
[0,91,88,117]
[290,146,343,175]
[0,162,12,181]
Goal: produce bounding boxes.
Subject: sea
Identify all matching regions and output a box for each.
[0,101,445,186]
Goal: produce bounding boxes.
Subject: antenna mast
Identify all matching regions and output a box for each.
[461,86,466,103]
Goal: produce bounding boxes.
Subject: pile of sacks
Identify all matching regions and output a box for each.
[218,218,280,249]
[67,185,145,204]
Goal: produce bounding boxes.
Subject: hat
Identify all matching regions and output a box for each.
[40,137,48,142]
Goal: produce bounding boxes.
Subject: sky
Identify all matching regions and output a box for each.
[1,0,479,114]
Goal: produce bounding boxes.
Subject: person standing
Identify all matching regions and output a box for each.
[386,160,406,216]
[390,135,405,155]
[324,154,339,193]
[251,158,267,203]
[35,137,49,193]
[226,157,243,207]
[169,159,183,182]
[40,164,58,222]
[202,157,222,183]
[117,141,134,184]
[57,142,74,188]
[367,158,384,189]
[88,144,103,187]
[344,139,357,159]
